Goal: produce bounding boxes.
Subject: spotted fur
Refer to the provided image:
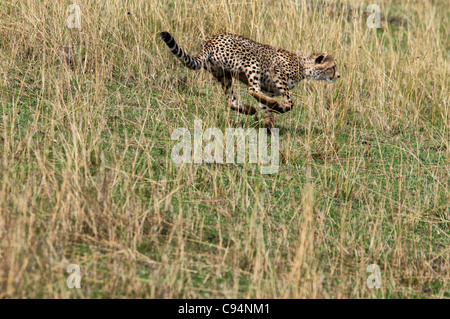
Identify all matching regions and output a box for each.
[159,31,339,131]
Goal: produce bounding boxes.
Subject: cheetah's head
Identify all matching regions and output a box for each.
[306,53,340,83]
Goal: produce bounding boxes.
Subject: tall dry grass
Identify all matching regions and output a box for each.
[0,0,448,298]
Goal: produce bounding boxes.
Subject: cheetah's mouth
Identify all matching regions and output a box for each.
[326,77,340,83]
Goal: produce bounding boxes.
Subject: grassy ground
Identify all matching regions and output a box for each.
[0,0,448,298]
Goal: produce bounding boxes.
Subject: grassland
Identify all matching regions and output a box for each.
[0,0,448,298]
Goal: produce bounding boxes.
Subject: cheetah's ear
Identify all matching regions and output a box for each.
[315,54,325,64]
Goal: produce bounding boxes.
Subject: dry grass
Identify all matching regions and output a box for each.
[0,0,448,298]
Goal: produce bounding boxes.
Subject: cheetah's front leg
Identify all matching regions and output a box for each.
[249,90,294,114]
[247,69,294,114]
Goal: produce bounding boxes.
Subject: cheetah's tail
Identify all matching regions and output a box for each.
[159,31,206,71]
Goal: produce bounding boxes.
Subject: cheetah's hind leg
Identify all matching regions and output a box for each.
[212,69,257,115]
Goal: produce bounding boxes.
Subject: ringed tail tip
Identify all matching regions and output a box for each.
[159,31,170,41]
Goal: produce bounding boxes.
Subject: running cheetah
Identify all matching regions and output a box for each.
[159,32,340,132]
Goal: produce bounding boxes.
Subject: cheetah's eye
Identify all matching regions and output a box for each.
[315,55,325,64]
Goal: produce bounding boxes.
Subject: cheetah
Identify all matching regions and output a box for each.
[159,31,340,132]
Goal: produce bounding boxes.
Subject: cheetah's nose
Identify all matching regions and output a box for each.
[332,73,340,82]
[327,72,340,83]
